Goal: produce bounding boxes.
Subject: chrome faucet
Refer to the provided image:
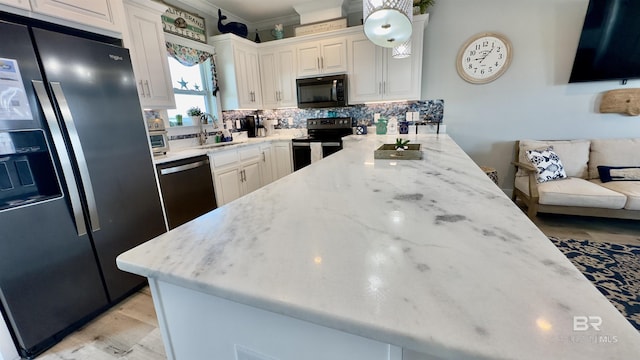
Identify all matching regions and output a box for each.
[197,113,221,145]
[197,114,208,145]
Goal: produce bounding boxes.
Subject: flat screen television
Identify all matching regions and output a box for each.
[569,0,640,83]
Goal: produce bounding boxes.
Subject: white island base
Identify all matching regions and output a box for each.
[150,279,436,360]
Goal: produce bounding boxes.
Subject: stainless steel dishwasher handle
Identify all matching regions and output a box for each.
[51,82,101,232]
[160,160,209,175]
[32,80,88,236]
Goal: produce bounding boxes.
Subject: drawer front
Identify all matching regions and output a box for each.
[210,150,239,168]
[238,146,261,162]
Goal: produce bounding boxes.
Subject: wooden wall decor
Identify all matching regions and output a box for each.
[599,88,640,116]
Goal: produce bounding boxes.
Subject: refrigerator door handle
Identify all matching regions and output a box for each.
[50,82,101,233]
[32,80,88,236]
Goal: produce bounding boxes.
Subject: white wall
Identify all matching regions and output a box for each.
[421,0,640,193]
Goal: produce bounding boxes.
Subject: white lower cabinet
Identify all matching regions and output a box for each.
[214,167,242,205]
[210,145,263,206]
[259,144,274,186]
[209,142,292,206]
[273,141,293,180]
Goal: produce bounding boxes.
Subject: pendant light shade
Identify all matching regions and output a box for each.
[392,38,411,58]
[363,0,413,48]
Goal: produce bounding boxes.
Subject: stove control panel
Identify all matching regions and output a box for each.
[307,117,352,130]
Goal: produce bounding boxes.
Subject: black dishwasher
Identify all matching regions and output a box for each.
[156,155,217,229]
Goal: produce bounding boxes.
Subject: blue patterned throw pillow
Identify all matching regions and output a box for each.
[526,146,567,183]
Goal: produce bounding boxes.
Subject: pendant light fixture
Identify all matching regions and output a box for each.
[363,0,413,48]
[392,38,411,58]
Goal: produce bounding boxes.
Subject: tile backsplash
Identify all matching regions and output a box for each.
[221,100,444,128]
[144,100,444,146]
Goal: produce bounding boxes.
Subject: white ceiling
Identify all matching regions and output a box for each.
[202,0,362,24]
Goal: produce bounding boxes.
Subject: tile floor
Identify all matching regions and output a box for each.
[33,213,640,360]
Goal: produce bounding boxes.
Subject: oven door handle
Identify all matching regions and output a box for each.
[321,142,341,147]
[292,142,311,146]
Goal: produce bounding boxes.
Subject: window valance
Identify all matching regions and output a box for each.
[166,41,219,95]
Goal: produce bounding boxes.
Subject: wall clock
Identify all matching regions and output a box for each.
[456,32,512,84]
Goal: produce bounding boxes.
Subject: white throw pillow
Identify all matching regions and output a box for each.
[526,147,567,183]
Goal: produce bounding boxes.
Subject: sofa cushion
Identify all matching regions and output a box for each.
[525,147,567,183]
[514,177,627,209]
[597,166,640,182]
[588,138,640,179]
[518,140,590,178]
[592,179,640,210]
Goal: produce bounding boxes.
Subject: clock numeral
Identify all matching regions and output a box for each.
[466,57,471,63]
[482,41,489,47]
[469,50,476,56]
[468,64,473,69]
[498,53,503,60]
[496,46,501,52]
[475,44,481,50]
[488,67,493,72]
[495,61,499,67]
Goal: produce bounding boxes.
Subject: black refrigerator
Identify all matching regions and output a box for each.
[0,14,166,358]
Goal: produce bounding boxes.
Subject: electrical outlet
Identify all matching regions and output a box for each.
[374,113,380,123]
[287,117,294,126]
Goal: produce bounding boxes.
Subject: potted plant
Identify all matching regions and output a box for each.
[187,106,203,124]
[413,0,435,14]
[395,138,410,151]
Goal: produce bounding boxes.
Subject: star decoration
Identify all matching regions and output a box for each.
[194,84,201,91]
[178,77,188,89]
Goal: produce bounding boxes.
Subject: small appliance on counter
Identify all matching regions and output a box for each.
[147,117,169,155]
[244,115,257,137]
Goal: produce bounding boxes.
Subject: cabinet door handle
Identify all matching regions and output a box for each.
[262,152,266,162]
[321,56,324,69]
[383,81,386,94]
[144,80,151,97]
[243,169,247,182]
[138,80,145,97]
[317,57,320,70]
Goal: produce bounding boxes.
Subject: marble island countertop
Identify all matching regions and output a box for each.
[118,134,640,359]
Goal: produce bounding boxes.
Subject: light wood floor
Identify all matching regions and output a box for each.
[37,286,166,360]
[34,214,639,360]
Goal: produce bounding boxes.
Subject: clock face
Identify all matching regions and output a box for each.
[456,33,512,84]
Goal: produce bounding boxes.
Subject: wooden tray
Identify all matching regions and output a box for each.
[374,144,422,160]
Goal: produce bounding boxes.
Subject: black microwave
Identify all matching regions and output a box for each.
[296,74,347,108]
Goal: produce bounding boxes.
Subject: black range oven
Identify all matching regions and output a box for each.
[292,117,353,171]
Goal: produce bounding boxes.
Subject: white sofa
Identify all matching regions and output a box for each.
[512,138,640,219]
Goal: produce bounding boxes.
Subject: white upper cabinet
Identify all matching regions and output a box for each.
[29,0,123,33]
[210,34,262,110]
[260,46,297,108]
[297,38,347,78]
[0,0,30,10]
[122,0,175,109]
[348,14,428,104]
